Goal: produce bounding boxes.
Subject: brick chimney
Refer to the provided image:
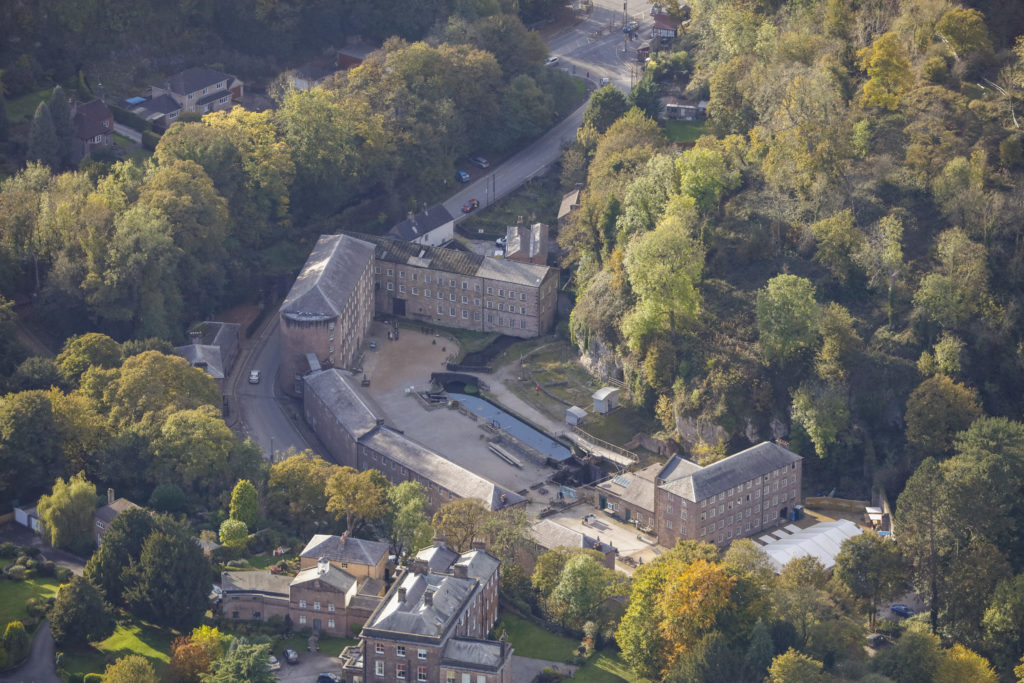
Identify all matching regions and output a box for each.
[423,588,434,606]
[107,488,114,505]
[453,564,467,579]
[397,587,407,603]
[471,540,487,551]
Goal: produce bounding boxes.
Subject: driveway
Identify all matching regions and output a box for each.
[0,621,59,683]
[274,650,343,682]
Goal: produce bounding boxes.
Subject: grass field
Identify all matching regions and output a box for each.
[493,613,577,662]
[459,176,562,239]
[663,120,706,143]
[577,651,651,682]
[62,622,176,679]
[0,576,62,628]
[7,88,53,123]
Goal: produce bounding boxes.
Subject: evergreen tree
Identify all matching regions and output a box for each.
[0,72,9,141]
[48,85,73,168]
[27,101,58,168]
[49,575,115,647]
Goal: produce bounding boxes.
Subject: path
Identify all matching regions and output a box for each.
[113,122,141,144]
[513,655,578,682]
[0,621,60,683]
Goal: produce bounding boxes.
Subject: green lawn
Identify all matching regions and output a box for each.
[0,576,62,628]
[578,651,650,682]
[7,88,53,123]
[663,120,706,143]
[113,133,136,147]
[245,552,295,570]
[493,613,577,662]
[61,622,177,679]
[459,176,562,238]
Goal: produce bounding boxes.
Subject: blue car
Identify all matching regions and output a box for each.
[455,170,470,183]
[890,604,915,618]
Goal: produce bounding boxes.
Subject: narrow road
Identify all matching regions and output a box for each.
[113,122,141,144]
[0,621,59,683]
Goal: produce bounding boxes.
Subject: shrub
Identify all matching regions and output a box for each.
[109,105,151,133]
[83,674,103,683]
[22,546,41,558]
[15,554,28,566]
[141,130,161,152]
[0,542,16,557]
[35,560,56,577]
[24,597,48,618]
[55,566,72,582]
[3,621,30,663]
[7,565,27,580]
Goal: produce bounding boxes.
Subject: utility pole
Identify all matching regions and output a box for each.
[623,1,628,25]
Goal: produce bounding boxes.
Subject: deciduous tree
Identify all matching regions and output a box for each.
[547,552,627,630]
[904,375,981,460]
[2,622,29,664]
[768,648,828,683]
[432,497,490,552]
[267,452,334,536]
[756,275,821,365]
[218,519,248,549]
[833,533,906,630]
[200,641,274,683]
[583,86,630,134]
[55,332,122,387]
[102,654,159,683]
[858,33,913,110]
[36,471,97,554]
[325,466,389,534]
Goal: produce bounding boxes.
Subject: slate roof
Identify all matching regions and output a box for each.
[282,234,375,321]
[595,462,660,513]
[657,454,702,483]
[344,232,553,288]
[654,14,679,30]
[442,638,506,671]
[359,427,526,510]
[558,188,581,220]
[139,94,181,116]
[532,519,584,550]
[455,549,500,583]
[660,441,802,502]
[304,369,386,439]
[388,205,454,242]
[221,570,292,596]
[94,498,140,525]
[300,534,389,567]
[366,571,475,639]
[175,344,225,378]
[415,544,461,573]
[73,100,113,140]
[155,67,232,96]
[292,562,357,593]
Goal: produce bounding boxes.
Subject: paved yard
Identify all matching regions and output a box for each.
[544,506,663,575]
[361,321,561,500]
[275,651,343,682]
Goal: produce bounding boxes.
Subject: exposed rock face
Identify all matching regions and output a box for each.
[577,337,622,382]
[675,416,729,451]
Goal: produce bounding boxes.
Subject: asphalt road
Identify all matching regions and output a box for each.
[237,5,655,461]
[234,314,311,461]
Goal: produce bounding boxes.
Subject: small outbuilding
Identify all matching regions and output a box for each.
[13,503,43,535]
[565,405,587,426]
[592,387,621,414]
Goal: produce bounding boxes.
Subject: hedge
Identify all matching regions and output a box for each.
[109,104,151,133]
[141,130,162,152]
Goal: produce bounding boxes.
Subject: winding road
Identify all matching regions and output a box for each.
[237,1,656,460]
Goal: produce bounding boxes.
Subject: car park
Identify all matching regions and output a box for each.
[469,156,490,168]
[248,370,261,384]
[890,604,915,618]
[283,648,300,664]
[267,655,281,672]
[462,199,480,213]
[455,170,470,183]
[544,56,559,66]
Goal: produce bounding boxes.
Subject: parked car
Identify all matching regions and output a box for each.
[624,20,639,33]
[461,199,480,213]
[369,340,377,350]
[469,156,490,168]
[317,675,341,683]
[495,236,507,248]
[600,77,611,86]
[455,170,470,183]
[544,56,559,67]
[890,604,915,618]
[267,655,281,672]
[283,648,299,664]
[248,370,261,384]
[865,634,889,649]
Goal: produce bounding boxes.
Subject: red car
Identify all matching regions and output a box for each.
[462,199,480,213]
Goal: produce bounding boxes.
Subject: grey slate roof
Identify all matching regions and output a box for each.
[360,427,526,510]
[442,638,506,671]
[300,534,389,567]
[74,100,113,140]
[94,498,140,525]
[455,549,499,583]
[155,67,232,96]
[531,519,584,550]
[291,563,357,593]
[367,571,474,638]
[595,462,661,513]
[415,544,461,573]
[388,205,454,242]
[657,454,702,483]
[221,570,292,596]
[344,232,553,287]
[660,441,802,502]
[558,188,582,220]
[282,234,375,322]
[138,94,181,115]
[175,344,225,378]
[304,369,386,439]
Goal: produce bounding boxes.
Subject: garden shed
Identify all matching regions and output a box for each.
[565,405,587,426]
[592,387,621,414]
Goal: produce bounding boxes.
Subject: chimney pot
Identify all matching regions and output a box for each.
[424,589,434,606]
[107,488,114,505]
[453,564,467,579]
[397,587,407,602]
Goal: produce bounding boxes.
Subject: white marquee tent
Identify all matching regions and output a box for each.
[756,519,864,572]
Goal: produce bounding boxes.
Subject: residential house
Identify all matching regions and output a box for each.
[127,67,243,130]
[174,321,241,391]
[655,441,803,548]
[300,532,390,586]
[503,221,548,266]
[72,99,114,161]
[340,543,513,683]
[302,368,526,512]
[279,234,377,395]
[653,13,680,39]
[663,96,707,121]
[388,205,455,248]
[94,489,141,546]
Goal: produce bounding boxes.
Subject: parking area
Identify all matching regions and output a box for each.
[274,651,343,682]
[543,505,664,574]
[360,321,560,500]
